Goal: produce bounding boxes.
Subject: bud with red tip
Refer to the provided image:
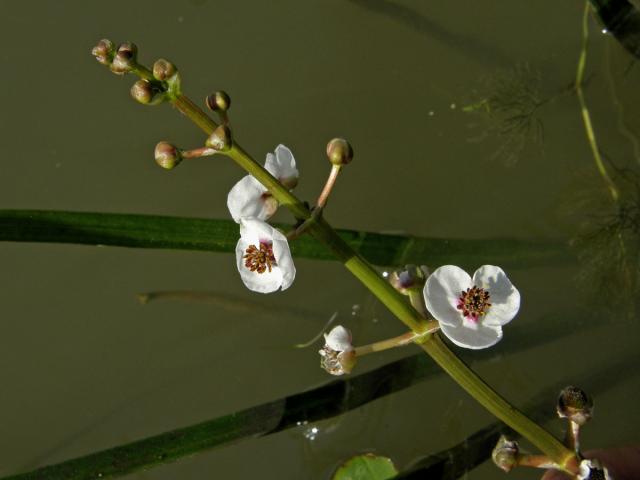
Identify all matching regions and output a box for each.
[110,42,138,75]
[154,141,182,169]
[205,125,233,152]
[557,386,593,426]
[326,138,353,166]
[205,91,231,112]
[91,39,115,66]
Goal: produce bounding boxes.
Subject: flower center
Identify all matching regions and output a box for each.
[319,346,342,375]
[457,286,491,322]
[243,241,277,274]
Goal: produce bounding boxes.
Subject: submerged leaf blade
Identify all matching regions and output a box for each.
[0,209,571,268]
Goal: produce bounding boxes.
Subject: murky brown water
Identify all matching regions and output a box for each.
[1,1,639,479]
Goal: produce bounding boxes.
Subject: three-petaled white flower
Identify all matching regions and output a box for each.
[235,218,296,293]
[423,265,520,349]
[319,325,357,376]
[227,144,298,223]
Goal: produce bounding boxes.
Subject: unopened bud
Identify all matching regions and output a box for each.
[492,435,520,473]
[92,39,115,66]
[154,141,182,169]
[152,58,178,81]
[205,91,231,112]
[326,138,353,166]
[130,80,165,105]
[389,265,427,294]
[557,386,593,426]
[205,125,232,152]
[110,42,138,75]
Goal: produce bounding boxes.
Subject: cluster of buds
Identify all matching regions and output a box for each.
[151,91,233,170]
[92,39,181,107]
[92,40,236,169]
[491,386,610,479]
[92,40,140,76]
[131,58,180,106]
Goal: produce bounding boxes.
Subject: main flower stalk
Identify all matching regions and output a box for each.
[162,85,578,473]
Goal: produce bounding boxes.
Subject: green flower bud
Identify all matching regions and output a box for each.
[154,141,182,169]
[130,80,165,105]
[326,138,353,166]
[152,58,178,81]
[389,265,427,295]
[91,39,115,66]
[557,386,593,426]
[110,42,138,75]
[491,435,519,473]
[205,125,233,152]
[205,91,231,112]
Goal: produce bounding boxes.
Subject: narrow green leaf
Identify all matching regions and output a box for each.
[0,210,572,268]
[333,454,398,480]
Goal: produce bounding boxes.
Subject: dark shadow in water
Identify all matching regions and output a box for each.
[346,0,513,68]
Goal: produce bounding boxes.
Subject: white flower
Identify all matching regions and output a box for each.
[227,144,298,223]
[319,326,357,376]
[235,218,296,293]
[423,265,520,349]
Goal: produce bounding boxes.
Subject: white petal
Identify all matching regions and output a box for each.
[271,228,296,291]
[424,265,472,327]
[239,217,275,243]
[235,235,283,294]
[265,144,298,188]
[227,175,271,223]
[472,265,520,327]
[324,325,352,351]
[440,322,503,349]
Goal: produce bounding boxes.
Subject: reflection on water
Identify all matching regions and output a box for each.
[463,63,551,165]
[571,166,640,320]
[347,0,513,67]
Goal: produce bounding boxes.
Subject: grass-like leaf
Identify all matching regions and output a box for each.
[0,210,571,268]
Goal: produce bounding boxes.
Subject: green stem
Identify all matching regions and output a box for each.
[317,165,342,208]
[172,94,309,219]
[576,1,619,203]
[408,289,430,319]
[138,69,578,472]
[354,322,439,356]
[517,454,558,469]
[420,334,578,473]
[131,64,155,83]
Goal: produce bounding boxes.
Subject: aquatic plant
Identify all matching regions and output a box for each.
[68,37,597,479]
[2,4,636,478]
